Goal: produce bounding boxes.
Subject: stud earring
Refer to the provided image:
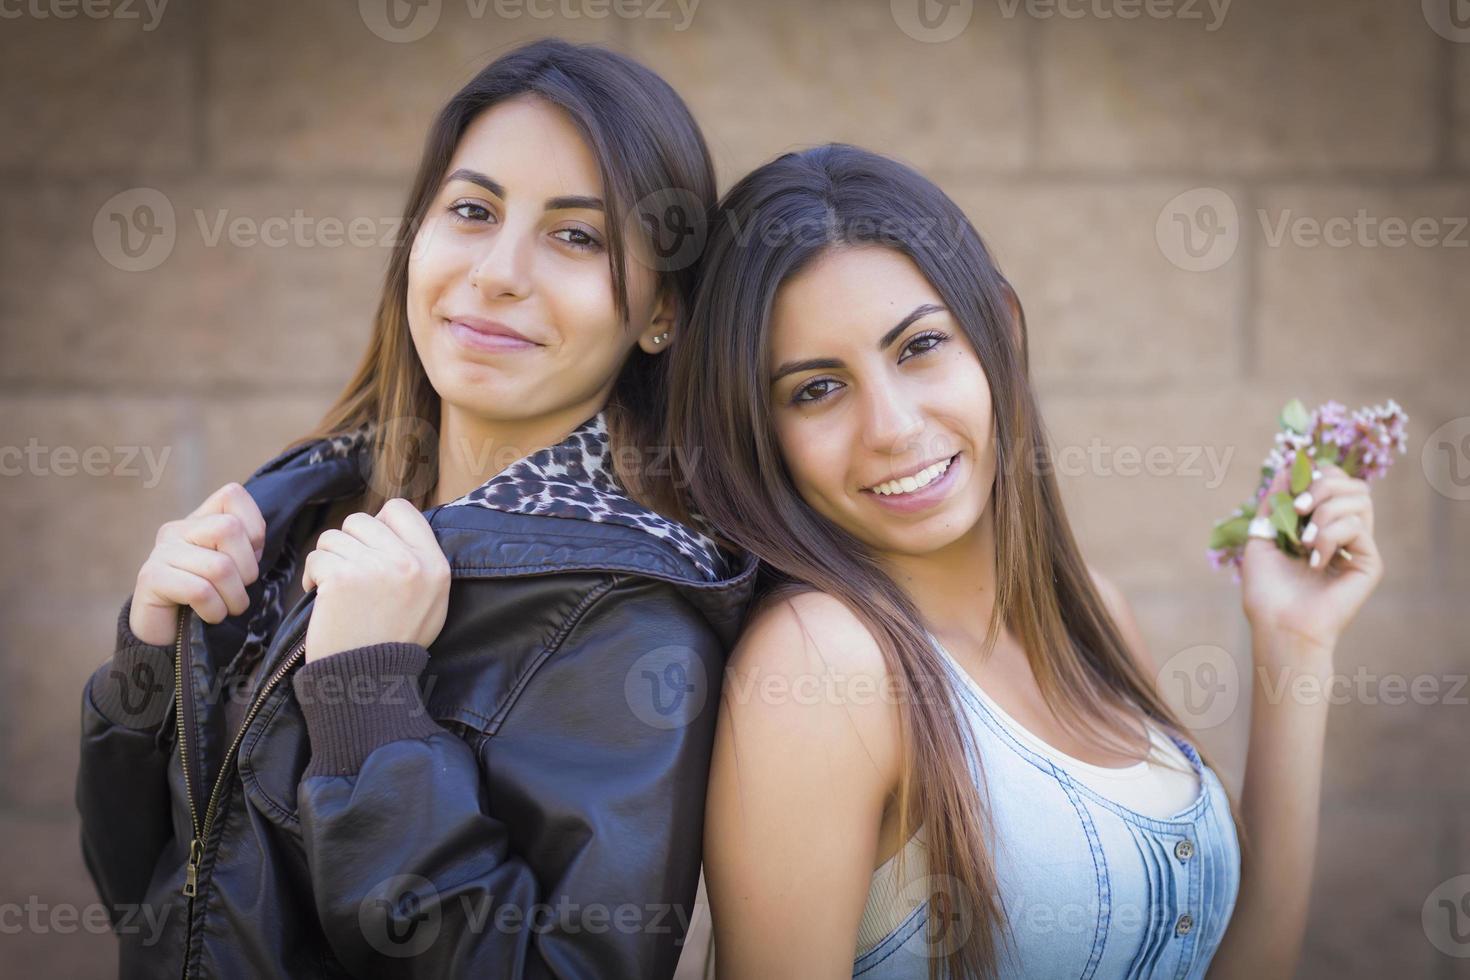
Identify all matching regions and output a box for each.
[652,332,670,345]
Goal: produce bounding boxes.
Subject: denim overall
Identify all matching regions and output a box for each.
[852,639,1241,979]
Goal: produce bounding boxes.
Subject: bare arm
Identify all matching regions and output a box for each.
[703,592,902,979]
[1206,634,1333,978]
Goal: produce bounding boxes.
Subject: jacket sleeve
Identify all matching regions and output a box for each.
[292,575,723,979]
[75,595,179,923]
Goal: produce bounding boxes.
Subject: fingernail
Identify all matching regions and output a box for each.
[1294,492,1313,511]
[1302,522,1317,544]
[1309,549,1321,568]
[1311,468,1322,481]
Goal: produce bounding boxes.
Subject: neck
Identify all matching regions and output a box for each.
[876,496,1002,653]
[429,398,605,507]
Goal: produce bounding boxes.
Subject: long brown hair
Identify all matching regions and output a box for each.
[285,38,716,514]
[669,144,1246,978]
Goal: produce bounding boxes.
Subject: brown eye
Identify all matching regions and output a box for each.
[793,377,842,405]
[900,330,949,362]
[447,201,493,223]
[552,227,603,251]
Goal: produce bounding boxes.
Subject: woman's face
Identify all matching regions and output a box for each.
[407,94,666,426]
[767,245,997,557]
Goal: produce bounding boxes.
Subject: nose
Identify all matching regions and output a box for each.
[468,222,533,299]
[859,375,926,458]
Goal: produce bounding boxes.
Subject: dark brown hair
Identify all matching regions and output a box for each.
[287,37,715,513]
[670,144,1245,978]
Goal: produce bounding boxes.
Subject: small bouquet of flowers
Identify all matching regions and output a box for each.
[1207,398,1409,580]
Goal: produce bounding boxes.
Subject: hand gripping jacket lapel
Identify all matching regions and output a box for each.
[77,409,757,979]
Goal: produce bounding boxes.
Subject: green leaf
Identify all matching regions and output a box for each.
[1280,398,1311,434]
[1210,515,1251,549]
[1269,492,1300,544]
[1290,449,1313,495]
[1342,444,1363,478]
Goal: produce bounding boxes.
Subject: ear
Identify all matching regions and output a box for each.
[636,288,678,355]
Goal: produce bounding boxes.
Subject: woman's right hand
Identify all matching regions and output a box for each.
[128,482,267,647]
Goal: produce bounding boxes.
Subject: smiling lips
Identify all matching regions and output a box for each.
[446,315,541,352]
[863,453,957,496]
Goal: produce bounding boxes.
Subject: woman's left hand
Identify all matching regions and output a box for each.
[300,498,451,662]
[1239,459,1385,662]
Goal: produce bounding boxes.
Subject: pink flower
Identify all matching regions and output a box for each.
[1208,398,1408,573]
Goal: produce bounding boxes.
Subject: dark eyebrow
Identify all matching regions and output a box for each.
[442,170,604,213]
[444,168,504,198]
[771,304,949,384]
[544,194,604,212]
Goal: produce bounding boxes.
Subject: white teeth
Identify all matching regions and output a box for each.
[870,455,953,496]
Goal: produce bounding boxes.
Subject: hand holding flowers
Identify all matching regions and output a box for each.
[1208,398,1407,660]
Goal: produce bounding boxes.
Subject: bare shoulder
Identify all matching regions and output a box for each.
[732,589,891,680]
[1086,564,1155,675]
[721,589,902,782]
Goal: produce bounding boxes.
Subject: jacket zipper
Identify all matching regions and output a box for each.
[174,602,311,978]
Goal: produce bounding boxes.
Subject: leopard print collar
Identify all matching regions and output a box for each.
[308,411,731,581]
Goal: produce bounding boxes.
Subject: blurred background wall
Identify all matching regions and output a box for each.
[1,0,1466,975]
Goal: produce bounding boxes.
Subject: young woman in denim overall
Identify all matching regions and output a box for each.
[672,145,1385,978]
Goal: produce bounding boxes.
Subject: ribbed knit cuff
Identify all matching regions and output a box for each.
[88,596,178,730]
[292,643,444,779]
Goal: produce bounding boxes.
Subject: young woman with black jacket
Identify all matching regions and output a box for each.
[76,38,755,979]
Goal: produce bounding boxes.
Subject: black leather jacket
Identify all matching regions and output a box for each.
[76,410,757,979]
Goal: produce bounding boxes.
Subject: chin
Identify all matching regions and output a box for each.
[885,502,984,552]
[887,528,966,557]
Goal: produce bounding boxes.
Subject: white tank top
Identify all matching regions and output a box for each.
[856,638,1201,954]
[957,663,1200,819]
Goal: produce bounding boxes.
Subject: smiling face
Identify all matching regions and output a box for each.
[767,245,998,557]
[406,94,668,428]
